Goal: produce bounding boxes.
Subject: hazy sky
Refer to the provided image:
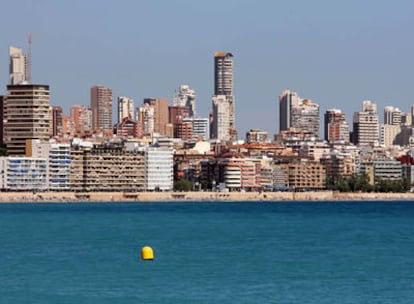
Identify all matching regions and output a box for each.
[1,0,414,136]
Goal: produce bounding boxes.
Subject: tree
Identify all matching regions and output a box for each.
[174,179,194,191]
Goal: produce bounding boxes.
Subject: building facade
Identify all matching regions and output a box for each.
[352,100,379,146]
[173,85,196,117]
[27,139,71,191]
[91,85,113,134]
[145,146,174,191]
[211,52,236,141]
[4,84,51,155]
[9,46,28,85]
[70,145,145,192]
[279,89,302,132]
[324,109,349,142]
[118,96,134,123]
[143,98,169,136]
[70,105,92,135]
[0,157,48,191]
[211,95,231,141]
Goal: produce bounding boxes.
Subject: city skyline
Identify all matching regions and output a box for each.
[1,1,414,136]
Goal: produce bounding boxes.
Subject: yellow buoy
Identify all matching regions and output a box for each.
[141,246,154,260]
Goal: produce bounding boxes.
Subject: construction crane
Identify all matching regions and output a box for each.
[27,32,43,83]
[26,33,33,83]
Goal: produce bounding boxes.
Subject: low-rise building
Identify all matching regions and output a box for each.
[0,157,48,191]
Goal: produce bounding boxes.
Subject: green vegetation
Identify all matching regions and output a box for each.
[0,148,8,156]
[327,174,410,193]
[173,179,194,191]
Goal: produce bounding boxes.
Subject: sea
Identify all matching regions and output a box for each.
[0,201,414,304]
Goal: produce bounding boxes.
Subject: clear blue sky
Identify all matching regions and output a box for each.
[1,0,414,136]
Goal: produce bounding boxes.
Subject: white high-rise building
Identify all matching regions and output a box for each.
[27,139,71,191]
[211,52,236,141]
[352,100,379,146]
[137,103,155,135]
[9,46,28,85]
[145,146,173,191]
[118,96,135,123]
[173,85,196,117]
[0,157,48,191]
[291,99,320,137]
[384,106,402,125]
[279,89,302,132]
[211,95,231,141]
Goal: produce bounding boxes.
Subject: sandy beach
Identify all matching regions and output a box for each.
[0,191,414,203]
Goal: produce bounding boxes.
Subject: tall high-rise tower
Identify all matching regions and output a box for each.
[173,85,196,117]
[279,89,319,137]
[90,85,113,134]
[211,52,236,141]
[352,100,379,145]
[143,98,169,136]
[118,96,134,123]
[4,84,51,155]
[324,109,349,142]
[279,89,302,132]
[9,46,28,85]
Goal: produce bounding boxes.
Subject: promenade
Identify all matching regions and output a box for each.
[0,191,414,203]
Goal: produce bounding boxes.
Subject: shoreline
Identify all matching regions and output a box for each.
[0,191,414,203]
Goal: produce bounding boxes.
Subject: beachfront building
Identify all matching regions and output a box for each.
[373,159,402,183]
[69,143,145,192]
[27,139,71,191]
[145,145,174,191]
[284,160,326,190]
[0,157,47,191]
[201,156,261,191]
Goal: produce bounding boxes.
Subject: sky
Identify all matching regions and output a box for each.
[1,0,414,137]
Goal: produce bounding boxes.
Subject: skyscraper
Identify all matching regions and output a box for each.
[211,52,236,141]
[291,99,320,137]
[384,106,402,125]
[118,96,134,123]
[279,89,302,132]
[9,46,28,85]
[143,98,169,136]
[352,100,379,145]
[324,109,350,142]
[211,95,231,141]
[51,106,63,137]
[279,89,320,137]
[90,85,113,134]
[70,105,92,134]
[173,85,196,117]
[4,84,51,155]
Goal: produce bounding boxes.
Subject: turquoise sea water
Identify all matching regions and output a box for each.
[1,201,414,303]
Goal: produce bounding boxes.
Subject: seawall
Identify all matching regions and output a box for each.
[1,191,414,203]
